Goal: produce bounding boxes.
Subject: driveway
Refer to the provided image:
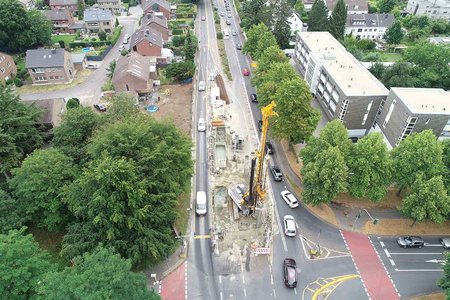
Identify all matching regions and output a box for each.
[19,7,143,106]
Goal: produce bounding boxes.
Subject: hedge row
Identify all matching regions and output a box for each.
[69,41,112,48]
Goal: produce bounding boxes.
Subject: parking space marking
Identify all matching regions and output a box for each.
[389,259,396,266]
[389,252,443,255]
[384,248,391,258]
[394,268,444,272]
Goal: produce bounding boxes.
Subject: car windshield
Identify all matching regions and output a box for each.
[197,204,206,210]
[287,266,296,283]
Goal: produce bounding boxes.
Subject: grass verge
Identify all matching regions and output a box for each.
[408,293,445,300]
[217,39,232,81]
[27,225,68,269]
[17,70,92,94]
[174,185,192,235]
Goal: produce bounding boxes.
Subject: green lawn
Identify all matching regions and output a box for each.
[378,52,403,62]
[51,34,76,45]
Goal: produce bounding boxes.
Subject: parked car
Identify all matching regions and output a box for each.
[397,236,424,248]
[93,103,107,112]
[198,80,205,91]
[122,39,129,44]
[226,20,231,25]
[439,237,450,249]
[220,12,224,16]
[227,13,232,18]
[124,34,130,39]
[243,68,250,76]
[283,215,296,237]
[271,166,283,182]
[250,93,257,102]
[266,142,274,154]
[236,43,242,50]
[281,190,299,208]
[86,64,98,69]
[201,16,206,21]
[283,258,297,288]
[232,31,237,36]
[118,45,125,51]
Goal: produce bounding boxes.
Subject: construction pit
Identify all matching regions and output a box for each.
[206,83,274,275]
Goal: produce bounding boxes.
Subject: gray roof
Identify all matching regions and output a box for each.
[25,48,66,68]
[145,13,168,29]
[130,27,163,48]
[84,8,113,22]
[142,0,171,12]
[326,0,368,11]
[50,0,77,6]
[43,9,72,21]
[69,21,86,29]
[71,53,87,64]
[346,13,395,28]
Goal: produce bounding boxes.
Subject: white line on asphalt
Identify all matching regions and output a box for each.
[271,274,274,285]
[380,241,385,248]
[389,252,443,255]
[394,269,444,272]
[273,193,288,252]
[299,235,309,259]
[294,288,297,295]
[219,275,222,284]
[425,244,445,247]
[242,274,245,284]
[244,288,247,298]
[273,289,277,298]
[389,259,396,266]
[384,248,391,258]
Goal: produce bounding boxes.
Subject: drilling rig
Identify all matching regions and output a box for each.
[242,101,278,212]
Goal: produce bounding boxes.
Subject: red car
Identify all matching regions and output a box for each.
[243,68,250,76]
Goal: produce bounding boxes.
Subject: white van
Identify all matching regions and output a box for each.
[196,191,207,215]
[198,80,205,91]
[198,117,206,132]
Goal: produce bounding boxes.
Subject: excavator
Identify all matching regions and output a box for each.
[242,101,278,212]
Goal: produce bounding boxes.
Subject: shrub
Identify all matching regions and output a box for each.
[217,32,223,39]
[357,39,376,50]
[165,61,195,81]
[172,29,183,35]
[58,41,66,48]
[172,35,186,47]
[14,78,23,87]
[98,31,107,41]
[66,98,80,109]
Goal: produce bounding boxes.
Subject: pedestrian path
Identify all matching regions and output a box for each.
[341,230,400,300]
[160,261,187,300]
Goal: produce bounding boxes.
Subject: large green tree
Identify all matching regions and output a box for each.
[63,116,192,264]
[26,9,52,47]
[243,23,278,60]
[348,133,392,202]
[254,46,288,80]
[165,60,195,81]
[308,0,329,32]
[385,21,404,45]
[240,0,271,30]
[328,0,347,39]
[378,0,395,13]
[271,0,293,49]
[256,62,298,106]
[271,77,320,143]
[442,140,450,190]
[380,62,420,88]
[0,87,43,178]
[53,106,101,164]
[0,189,26,234]
[401,176,450,224]
[0,228,56,299]
[300,120,352,166]
[183,30,197,61]
[439,252,450,299]
[38,247,159,299]
[105,92,140,121]
[391,130,444,194]
[302,146,348,206]
[9,149,79,231]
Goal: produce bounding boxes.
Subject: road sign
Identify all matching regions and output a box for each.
[255,247,270,255]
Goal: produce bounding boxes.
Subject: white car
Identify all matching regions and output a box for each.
[124,34,130,39]
[118,45,125,51]
[283,215,296,237]
[123,39,129,44]
[198,117,206,132]
[281,190,299,208]
[198,80,205,91]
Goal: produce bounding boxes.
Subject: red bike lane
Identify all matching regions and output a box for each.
[341,230,400,300]
[160,262,186,300]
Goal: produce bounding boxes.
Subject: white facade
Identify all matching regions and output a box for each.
[287,12,304,37]
[345,14,395,40]
[406,0,450,20]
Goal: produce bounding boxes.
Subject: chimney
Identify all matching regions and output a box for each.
[51,48,56,54]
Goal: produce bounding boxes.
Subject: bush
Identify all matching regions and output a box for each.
[217,32,223,39]
[357,39,376,50]
[172,35,186,47]
[98,31,107,41]
[172,29,183,35]
[165,61,195,81]
[14,78,23,87]
[58,40,66,48]
[362,52,380,62]
[5,78,14,86]
[66,98,80,109]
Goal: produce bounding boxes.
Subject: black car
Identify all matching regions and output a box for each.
[271,166,283,181]
[93,103,107,112]
[258,120,263,131]
[397,236,425,248]
[266,142,274,154]
[250,93,257,102]
[236,43,242,50]
[283,258,297,288]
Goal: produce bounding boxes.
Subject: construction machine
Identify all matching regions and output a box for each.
[242,101,278,211]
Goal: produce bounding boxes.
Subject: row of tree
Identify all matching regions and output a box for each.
[308,0,348,39]
[0,0,52,52]
[165,30,197,81]
[300,120,450,224]
[1,88,193,268]
[243,23,320,143]
[1,229,159,299]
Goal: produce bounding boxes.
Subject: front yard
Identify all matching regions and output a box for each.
[51,34,77,45]
[16,70,93,94]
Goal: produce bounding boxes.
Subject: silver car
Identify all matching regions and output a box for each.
[440,237,450,249]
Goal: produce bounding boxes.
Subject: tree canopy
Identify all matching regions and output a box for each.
[256,62,298,106]
[165,60,195,81]
[439,252,450,300]
[38,247,159,300]
[271,0,293,49]
[0,228,56,299]
[308,0,329,31]
[240,0,271,30]
[243,23,278,60]
[385,21,404,45]
[328,0,347,39]
[0,189,26,234]
[9,149,79,231]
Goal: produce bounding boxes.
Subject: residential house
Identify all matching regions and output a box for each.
[50,0,81,16]
[371,88,450,148]
[97,0,123,15]
[21,98,65,134]
[112,52,152,94]
[406,0,450,21]
[345,14,395,40]
[142,0,171,20]
[43,9,76,34]
[429,36,450,45]
[293,32,388,138]
[0,52,17,85]
[325,0,369,14]
[18,0,35,9]
[303,0,315,11]
[25,48,75,84]
[84,8,115,34]
[71,53,88,70]
[145,13,170,42]
[130,27,163,57]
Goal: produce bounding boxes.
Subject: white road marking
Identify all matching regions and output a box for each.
[273,191,288,252]
[219,275,222,284]
[395,269,444,272]
[294,288,297,295]
[389,259,396,266]
[389,252,443,255]
[424,244,445,247]
[244,288,247,298]
[380,241,385,248]
[273,289,277,298]
[426,259,446,264]
[384,249,391,258]
[220,292,223,300]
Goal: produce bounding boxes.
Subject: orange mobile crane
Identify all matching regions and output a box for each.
[242,101,278,212]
